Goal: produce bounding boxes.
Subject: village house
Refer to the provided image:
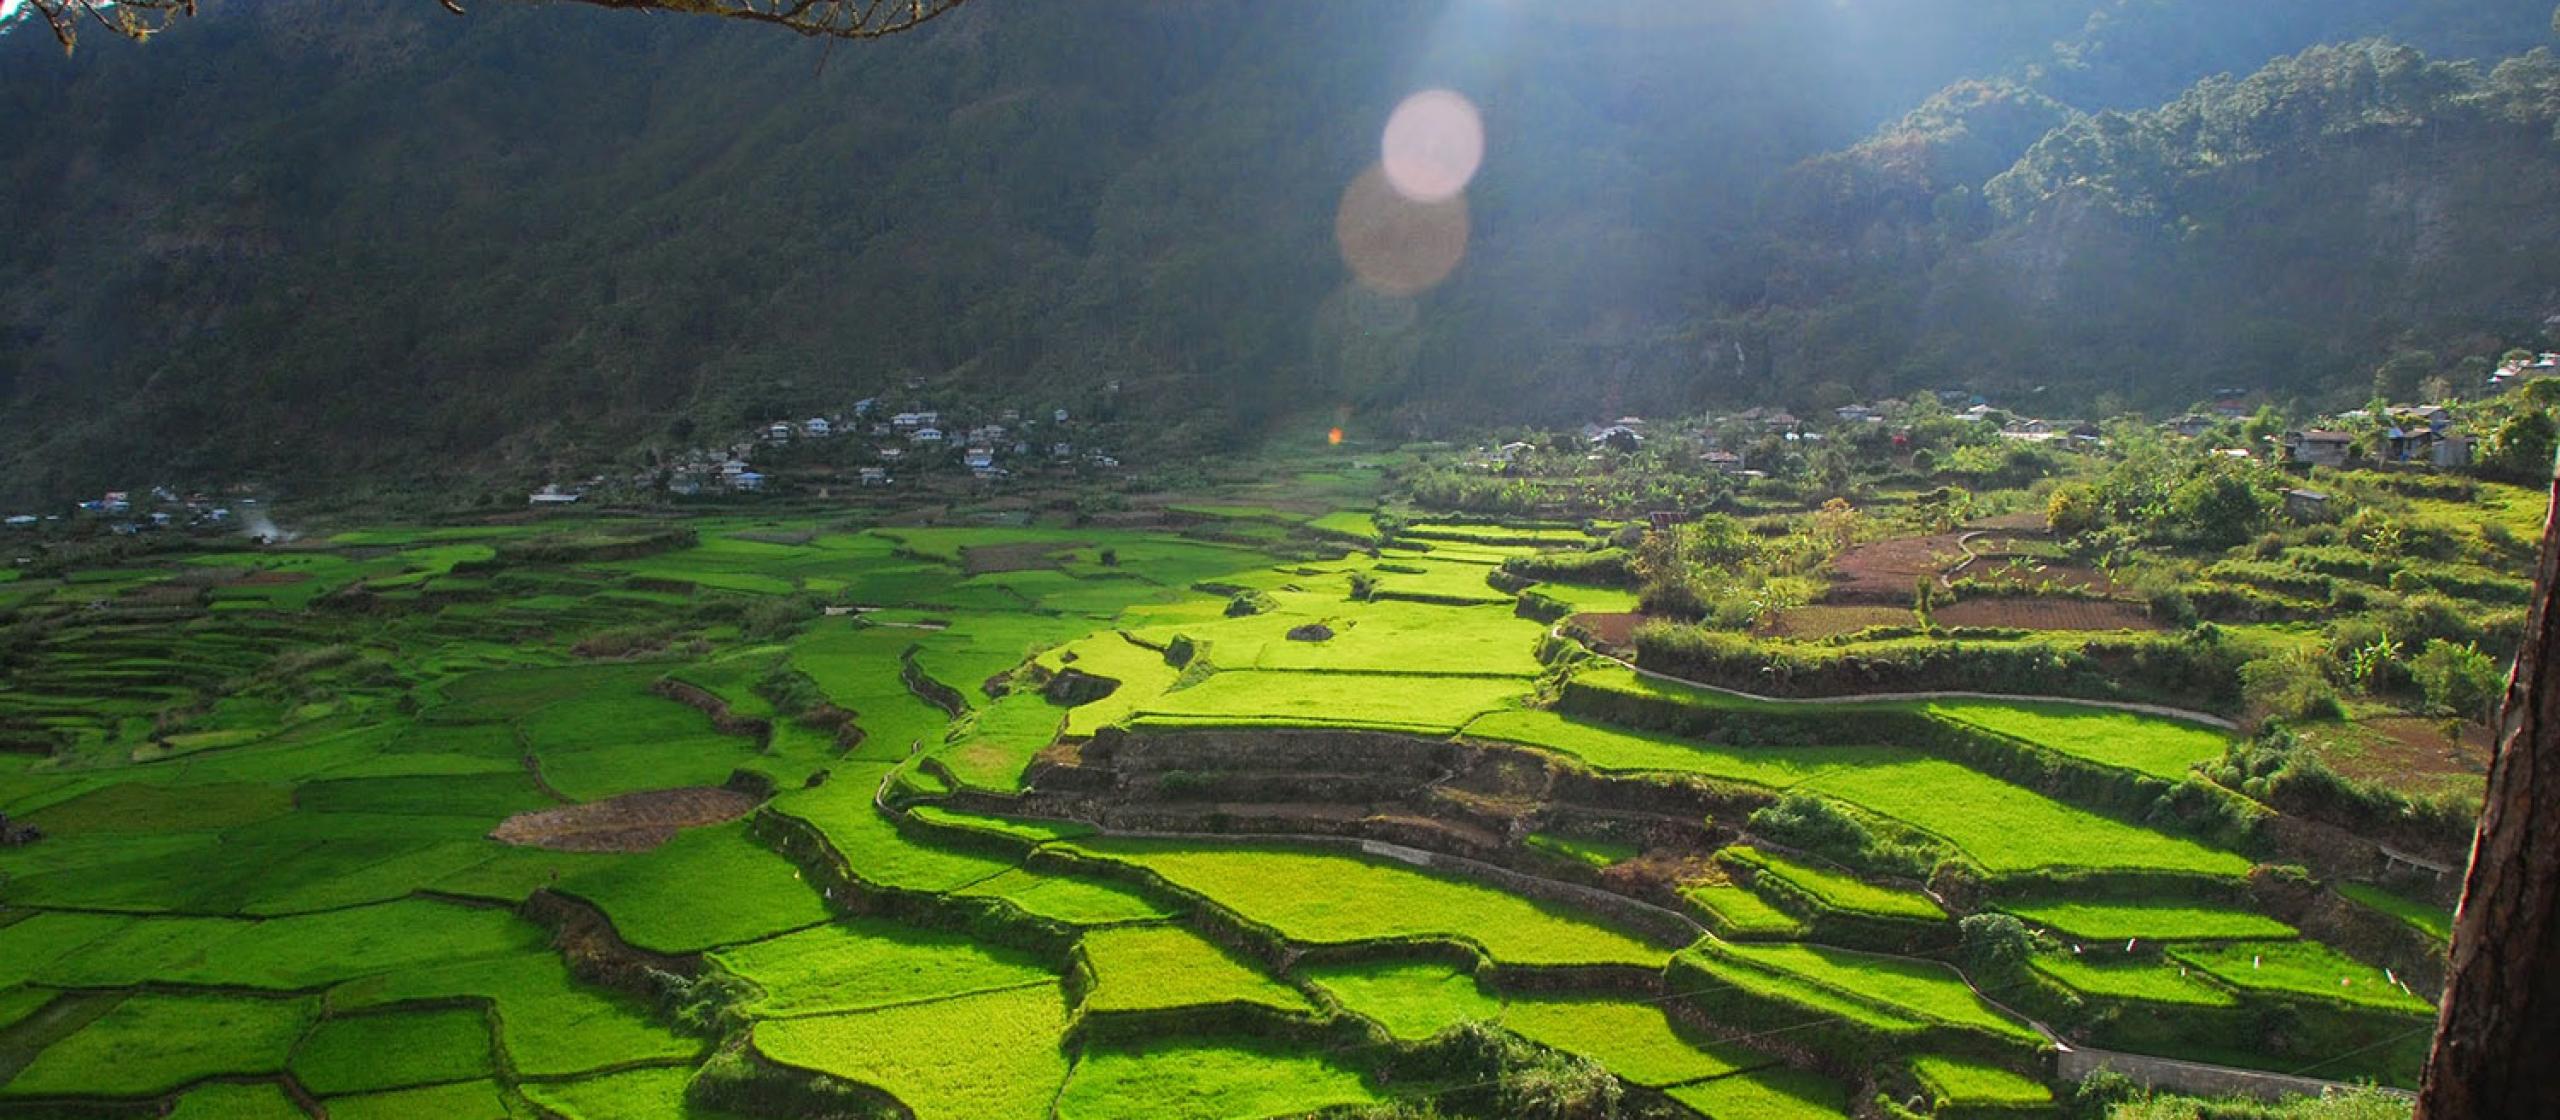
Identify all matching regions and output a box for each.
[2284,488,2333,520]
[764,422,794,443]
[2285,429,2355,468]
[527,486,582,506]
[1700,449,1745,473]
[910,427,946,444]
[804,417,832,438]
[730,471,766,492]
[963,447,996,470]
[859,467,890,486]
[2166,414,2217,438]
[1834,404,1881,424]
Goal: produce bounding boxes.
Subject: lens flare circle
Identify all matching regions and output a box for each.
[1380,89,1483,204]
[1335,165,1469,297]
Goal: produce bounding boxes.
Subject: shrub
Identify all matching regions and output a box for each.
[741,596,822,642]
[1225,590,1277,618]
[1501,548,1635,588]
[2409,640,2502,724]
[2239,652,2341,724]
[2047,483,2103,536]
[1748,793,1941,879]
[1957,914,2033,986]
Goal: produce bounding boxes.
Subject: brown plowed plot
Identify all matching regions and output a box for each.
[491,787,759,853]
[2299,718,2492,804]
[961,541,1087,574]
[1965,510,2050,533]
[1571,612,1645,648]
[220,570,311,587]
[1824,534,1965,603]
[1756,605,1914,639]
[1932,598,2162,632]
[1958,561,2120,596]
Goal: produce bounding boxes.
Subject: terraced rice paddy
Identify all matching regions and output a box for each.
[1064,839,1674,967]
[0,508,2452,1112]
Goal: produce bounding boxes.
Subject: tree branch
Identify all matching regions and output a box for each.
[16,0,967,52]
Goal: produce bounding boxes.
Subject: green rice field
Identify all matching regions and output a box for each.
[0,505,2455,1112]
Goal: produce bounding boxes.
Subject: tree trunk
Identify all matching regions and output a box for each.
[2416,471,2560,1119]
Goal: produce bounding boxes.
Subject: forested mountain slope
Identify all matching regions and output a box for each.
[0,0,2554,497]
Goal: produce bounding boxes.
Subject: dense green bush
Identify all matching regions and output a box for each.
[2410,640,2501,723]
[1631,624,2247,714]
[1749,793,1944,880]
[1501,548,1636,588]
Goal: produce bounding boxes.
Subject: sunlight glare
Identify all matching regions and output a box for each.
[1380,89,1484,204]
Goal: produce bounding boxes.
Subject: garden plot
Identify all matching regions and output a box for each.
[1500,996,1764,1087]
[753,983,1071,1120]
[322,1079,514,1120]
[557,822,831,953]
[289,1006,496,1095]
[1682,883,1807,939]
[516,681,765,802]
[1055,1037,1383,1120]
[1462,709,1885,790]
[934,691,1066,792]
[1911,1054,2053,1112]
[32,898,542,991]
[2167,940,2434,1013]
[1038,631,1183,737]
[2338,883,2452,942]
[1063,839,1672,967]
[1924,700,2230,781]
[1367,558,1516,605]
[1667,1066,1853,1119]
[1998,897,2295,943]
[951,868,1177,926]
[2028,952,2240,1008]
[768,769,1015,893]
[711,920,1053,1017]
[168,1082,307,1120]
[1077,924,1311,1016]
[788,621,953,761]
[331,951,700,1077]
[1141,596,1547,678]
[1130,671,1529,735]
[1700,941,2039,1044]
[1722,847,1942,922]
[3,992,317,1099]
[1798,759,2255,878]
[1302,960,1501,1041]
[520,1066,709,1120]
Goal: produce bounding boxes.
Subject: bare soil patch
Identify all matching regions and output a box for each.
[2301,718,2492,804]
[220,570,312,587]
[1756,605,1914,639]
[491,787,759,853]
[1570,612,1645,648]
[1932,598,2163,632]
[1825,533,1967,603]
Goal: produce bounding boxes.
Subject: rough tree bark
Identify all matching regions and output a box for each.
[2416,468,2560,1119]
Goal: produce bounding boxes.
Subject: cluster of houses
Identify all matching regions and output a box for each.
[2490,352,2560,392]
[2280,405,2471,469]
[1475,393,2091,480]
[5,486,245,535]
[532,395,1126,505]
